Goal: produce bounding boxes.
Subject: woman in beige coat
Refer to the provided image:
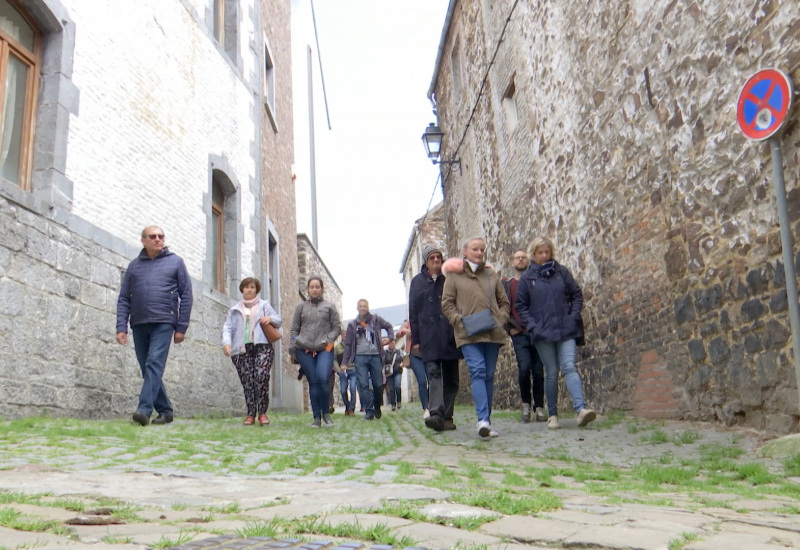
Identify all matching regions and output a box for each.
[441,237,510,438]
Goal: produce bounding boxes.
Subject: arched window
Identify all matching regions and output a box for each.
[0,0,40,188]
[211,174,226,292]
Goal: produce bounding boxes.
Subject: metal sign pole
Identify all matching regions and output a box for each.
[770,136,800,412]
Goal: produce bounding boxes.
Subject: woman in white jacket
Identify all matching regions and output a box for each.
[222,277,282,426]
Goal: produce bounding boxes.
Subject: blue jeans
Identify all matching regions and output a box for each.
[511,332,544,408]
[132,323,174,417]
[409,355,429,409]
[354,354,383,414]
[387,372,402,405]
[338,368,357,411]
[460,343,500,423]
[534,339,585,416]
[296,349,334,419]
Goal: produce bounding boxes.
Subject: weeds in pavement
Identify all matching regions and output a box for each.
[395,461,418,476]
[204,502,240,514]
[667,532,701,549]
[641,429,669,444]
[0,506,71,535]
[453,489,561,515]
[102,535,134,544]
[784,454,800,476]
[240,515,417,546]
[502,471,527,486]
[672,430,700,446]
[593,409,626,429]
[150,532,196,549]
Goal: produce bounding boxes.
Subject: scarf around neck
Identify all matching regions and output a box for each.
[235,296,261,352]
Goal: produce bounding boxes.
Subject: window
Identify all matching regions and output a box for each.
[502,77,518,132]
[263,36,276,130]
[211,176,225,291]
[0,0,40,189]
[213,0,224,45]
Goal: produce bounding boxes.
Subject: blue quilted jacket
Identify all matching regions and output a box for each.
[116,247,193,334]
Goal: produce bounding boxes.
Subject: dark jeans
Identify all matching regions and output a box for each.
[426,359,459,421]
[354,354,383,414]
[132,323,174,417]
[409,355,429,410]
[295,349,334,419]
[338,369,357,410]
[511,332,545,409]
[387,372,402,405]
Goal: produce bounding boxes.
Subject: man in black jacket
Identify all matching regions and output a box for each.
[503,249,546,423]
[409,244,461,432]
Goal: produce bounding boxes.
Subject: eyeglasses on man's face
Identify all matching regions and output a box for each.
[146,234,165,240]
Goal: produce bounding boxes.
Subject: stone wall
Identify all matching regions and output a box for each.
[431,0,800,431]
[0,194,244,419]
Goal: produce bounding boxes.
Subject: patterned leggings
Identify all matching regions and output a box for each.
[231,343,274,416]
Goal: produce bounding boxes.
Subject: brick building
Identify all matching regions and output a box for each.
[0,0,303,418]
[428,0,800,431]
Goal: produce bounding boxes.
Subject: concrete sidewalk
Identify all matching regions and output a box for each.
[0,410,798,550]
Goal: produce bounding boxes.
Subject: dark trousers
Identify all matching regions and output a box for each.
[387,372,402,405]
[132,323,174,417]
[511,332,544,409]
[426,359,459,420]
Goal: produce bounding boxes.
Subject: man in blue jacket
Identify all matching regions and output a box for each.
[116,226,193,426]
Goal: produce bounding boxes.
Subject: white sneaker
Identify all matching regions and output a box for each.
[577,408,596,427]
[423,409,430,420]
[476,420,498,438]
[547,415,560,429]
[534,407,547,422]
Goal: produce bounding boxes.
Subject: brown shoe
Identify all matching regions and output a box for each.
[443,419,457,431]
[243,416,255,425]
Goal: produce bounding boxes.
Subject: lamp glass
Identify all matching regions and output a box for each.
[421,123,443,159]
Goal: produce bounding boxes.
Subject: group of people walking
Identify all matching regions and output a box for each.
[115,226,594,436]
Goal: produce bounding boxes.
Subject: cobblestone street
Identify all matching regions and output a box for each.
[0,409,798,550]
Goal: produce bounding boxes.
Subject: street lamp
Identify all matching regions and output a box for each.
[421,122,461,174]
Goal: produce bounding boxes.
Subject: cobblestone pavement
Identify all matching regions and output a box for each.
[0,409,798,550]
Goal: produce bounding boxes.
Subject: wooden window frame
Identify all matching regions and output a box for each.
[211,186,225,293]
[0,0,41,190]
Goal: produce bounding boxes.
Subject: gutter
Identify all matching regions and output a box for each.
[426,0,459,108]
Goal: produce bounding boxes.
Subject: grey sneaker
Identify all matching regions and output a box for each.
[577,408,597,427]
[547,415,560,429]
[322,414,334,427]
[521,403,531,423]
[534,407,547,422]
[309,418,321,428]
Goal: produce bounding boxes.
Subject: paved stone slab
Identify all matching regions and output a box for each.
[541,508,622,525]
[621,508,717,529]
[717,521,800,547]
[419,503,501,521]
[393,521,501,548]
[684,532,777,549]
[478,515,580,543]
[563,524,680,549]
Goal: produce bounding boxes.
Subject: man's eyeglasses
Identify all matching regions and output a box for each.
[146,234,165,240]
[428,254,443,261]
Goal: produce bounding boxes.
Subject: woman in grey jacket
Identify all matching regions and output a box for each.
[222,278,282,426]
[291,276,342,428]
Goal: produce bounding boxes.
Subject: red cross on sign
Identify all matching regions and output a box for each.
[736,69,793,141]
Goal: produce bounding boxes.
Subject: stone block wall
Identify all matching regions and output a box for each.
[432,0,800,431]
[0,194,245,419]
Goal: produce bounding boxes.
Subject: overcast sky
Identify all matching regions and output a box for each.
[291,0,449,317]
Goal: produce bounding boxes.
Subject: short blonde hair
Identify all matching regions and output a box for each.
[528,236,555,261]
[461,236,485,251]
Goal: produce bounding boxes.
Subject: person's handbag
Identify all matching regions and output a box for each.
[461,273,497,337]
[260,319,282,344]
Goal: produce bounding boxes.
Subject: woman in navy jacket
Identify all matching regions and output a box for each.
[515,236,596,429]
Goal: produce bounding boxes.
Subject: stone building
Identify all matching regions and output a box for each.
[0,0,302,418]
[400,201,448,300]
[428,0,800,431]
